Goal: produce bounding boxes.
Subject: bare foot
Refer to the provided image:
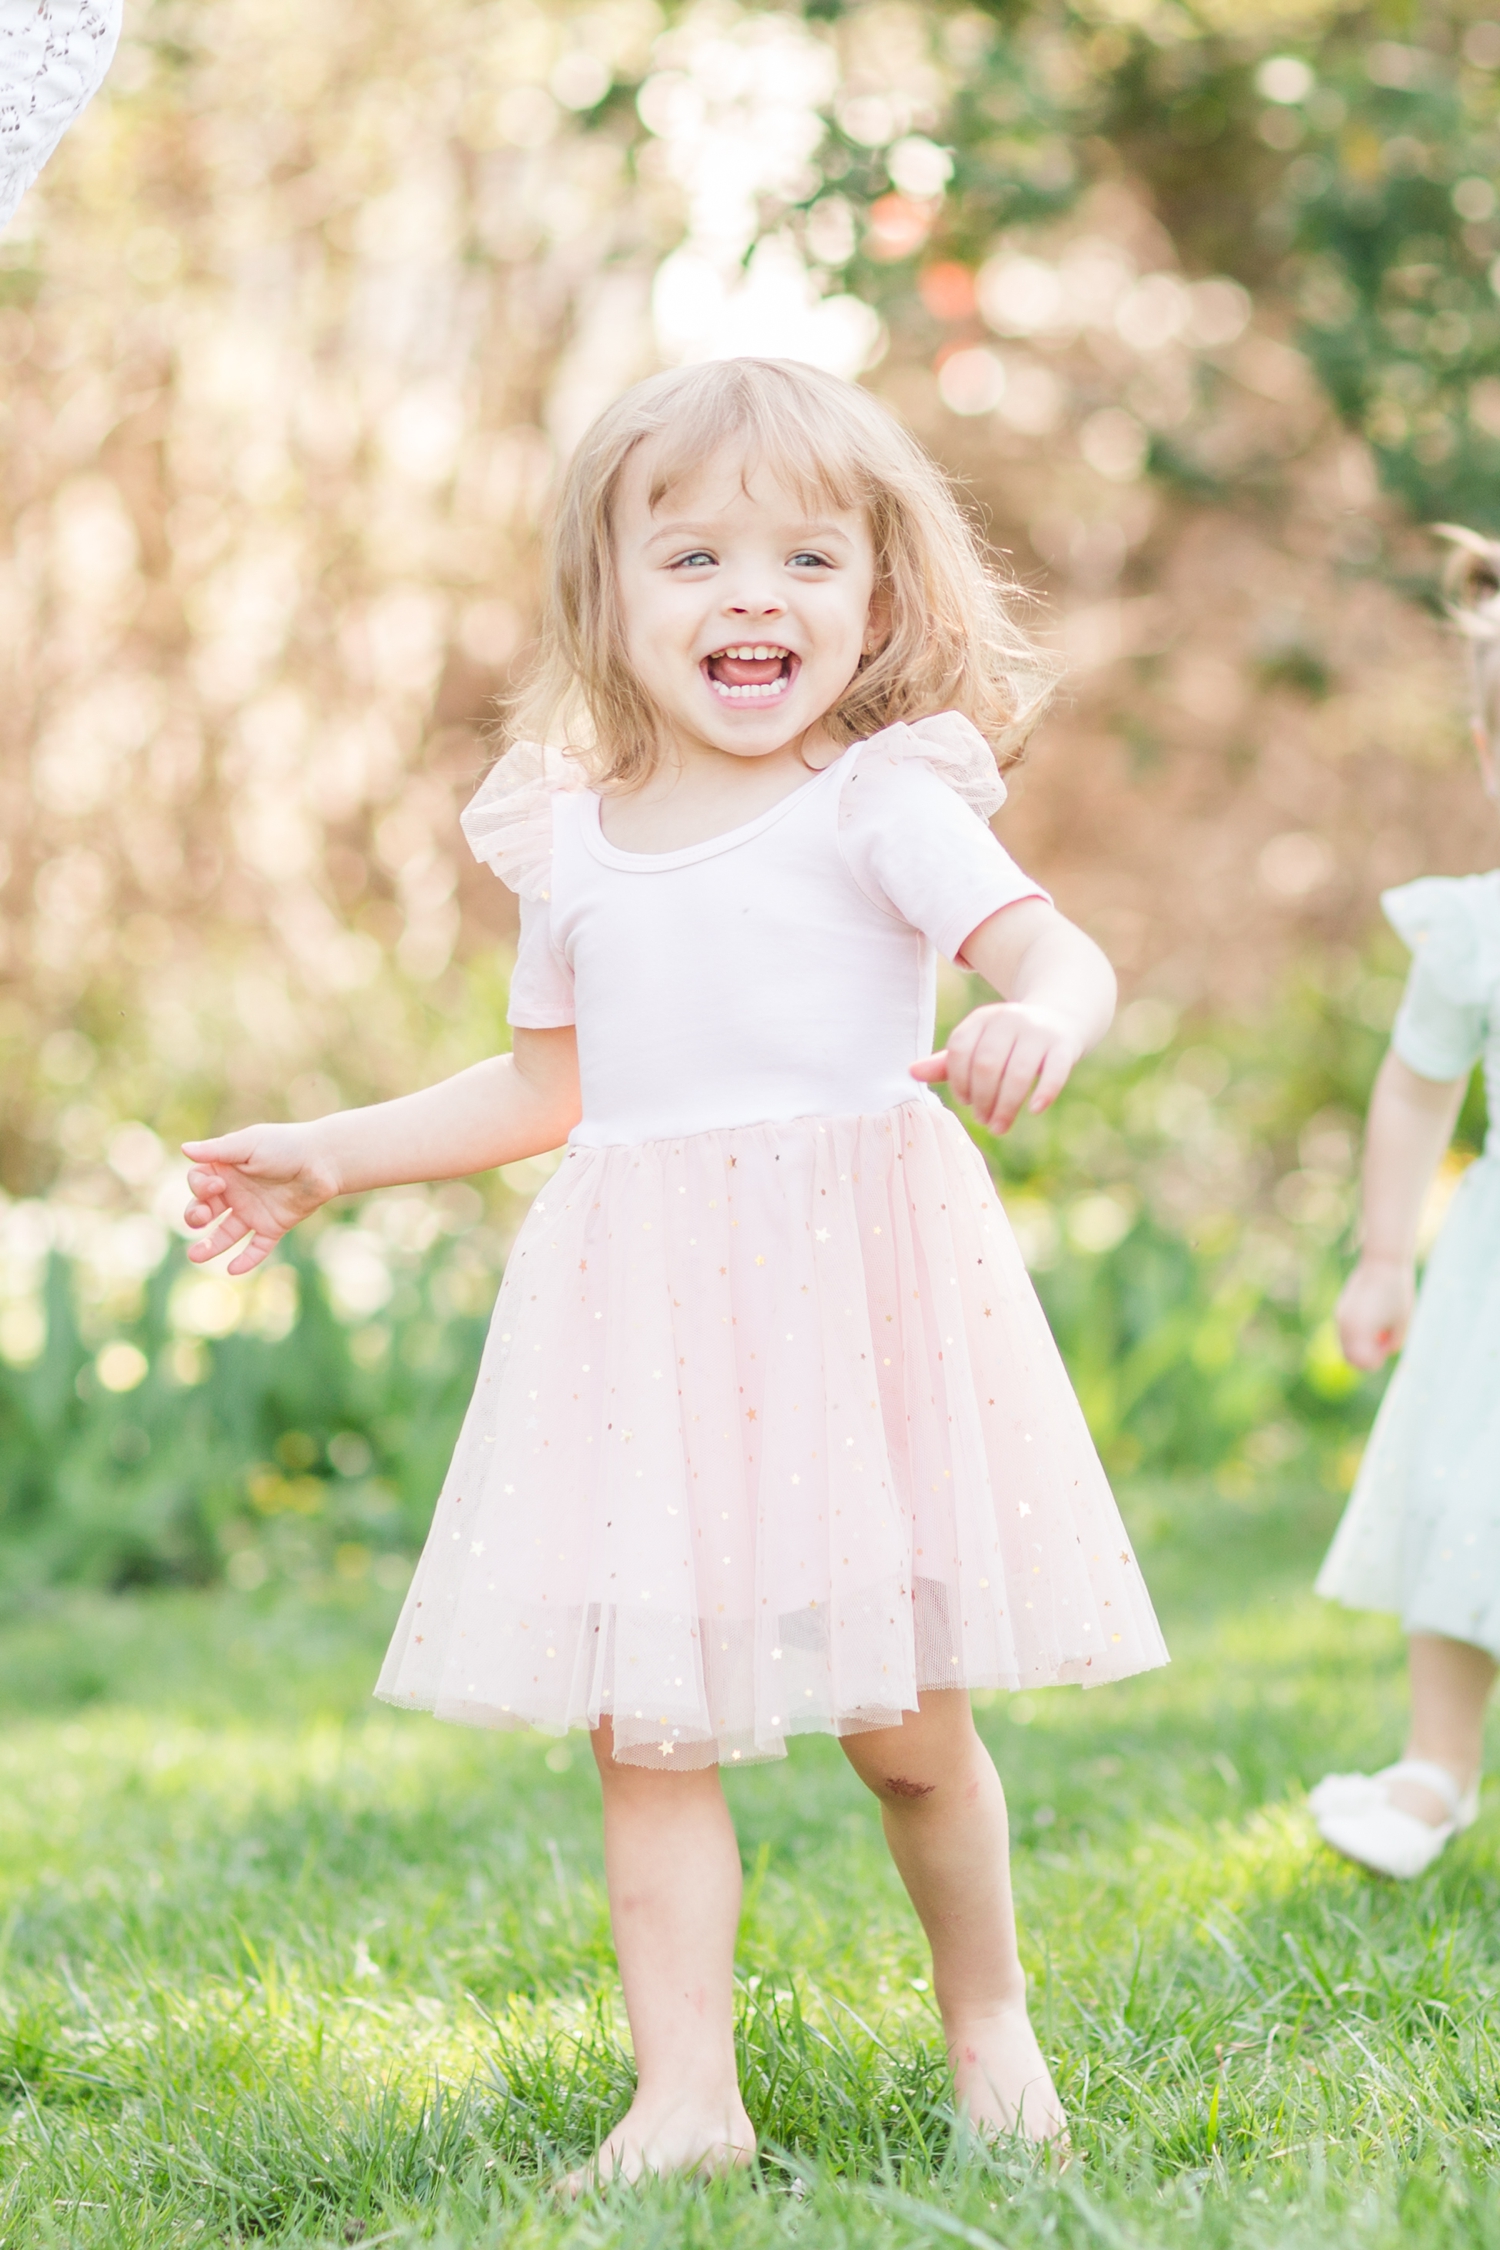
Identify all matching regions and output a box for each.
[562,2090,756,2193]
[948,2003,1068,2147]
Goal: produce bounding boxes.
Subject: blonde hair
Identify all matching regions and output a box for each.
[504,357,1053,789]
[1436,521,1500,738]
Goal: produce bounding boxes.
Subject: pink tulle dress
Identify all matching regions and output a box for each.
[375,713,1168,1765]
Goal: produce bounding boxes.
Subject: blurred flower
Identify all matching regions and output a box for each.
[918,261,976,321]
[96,1339,149,1392]
[937,345,1006,416]
[977,253,1065,337]
[1079,408,1148,482]
[864,194,933,263]
[316,1228,395,1320]
[886,135,952,199]
[1258,832,1335,901]
[1256,57,1313,106]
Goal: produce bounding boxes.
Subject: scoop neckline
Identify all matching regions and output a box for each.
[581,743,857,871]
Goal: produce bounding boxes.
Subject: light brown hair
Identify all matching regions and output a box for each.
[1436,521,1500,740]
[503,357,1053,789]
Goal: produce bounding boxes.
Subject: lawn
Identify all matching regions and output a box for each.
[5,1474,1500,2248]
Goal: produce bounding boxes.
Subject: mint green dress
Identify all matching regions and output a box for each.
[1316,873,1500,1656]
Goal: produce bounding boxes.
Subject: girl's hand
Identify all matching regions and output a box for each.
[911,1002,1082,1134]
[181,1124,342,1274]
[1336,1255,1414,1370]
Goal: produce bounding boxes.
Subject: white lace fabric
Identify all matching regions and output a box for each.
[0,0,122,232]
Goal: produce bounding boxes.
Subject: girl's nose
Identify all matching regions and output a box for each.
[724,591,786,619]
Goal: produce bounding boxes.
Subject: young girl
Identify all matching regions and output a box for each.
[1312,525,1500,1881]
[182,358,1168,2174]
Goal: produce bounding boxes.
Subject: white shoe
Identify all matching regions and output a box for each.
[1308,1759,1479,1879]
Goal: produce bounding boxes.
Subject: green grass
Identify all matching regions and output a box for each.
[6,1479,1500,2247]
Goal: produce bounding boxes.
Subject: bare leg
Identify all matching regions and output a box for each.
[571,1721,754,2186]
[840,1689,1065,2144]
[1389,1633,1497,1825]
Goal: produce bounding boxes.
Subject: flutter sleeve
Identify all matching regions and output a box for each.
[459,741,585,1029]
[838,711,1050,961]
[1381,874,1500,1082]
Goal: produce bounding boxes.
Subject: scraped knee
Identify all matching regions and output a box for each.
[883,1774,936,1799]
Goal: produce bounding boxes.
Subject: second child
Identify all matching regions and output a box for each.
[1313,525,1500,1879]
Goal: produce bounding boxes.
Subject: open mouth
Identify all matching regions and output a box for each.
[702,644,798,702]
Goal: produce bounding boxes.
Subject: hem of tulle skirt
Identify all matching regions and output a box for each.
[1313,1575,1399,1621]
[372,1645,1168,1767]
[1316,1569,1500,1661]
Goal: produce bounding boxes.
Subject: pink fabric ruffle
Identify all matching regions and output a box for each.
[459,739,588,900]
[376,1101,1167,1766]
[877,711,1009,822]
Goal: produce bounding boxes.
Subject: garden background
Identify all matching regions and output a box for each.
[6,1,1500,2243]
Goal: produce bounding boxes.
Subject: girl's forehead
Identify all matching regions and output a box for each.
[620,432,864,527]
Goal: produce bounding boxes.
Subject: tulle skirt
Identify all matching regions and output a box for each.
[375,1099,1168,1765]
[1317,1152,1500,1656]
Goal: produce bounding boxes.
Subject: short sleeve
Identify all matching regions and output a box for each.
[838,743,1048,961]
[1382,876,1497,1083]
[507,894,575,1029]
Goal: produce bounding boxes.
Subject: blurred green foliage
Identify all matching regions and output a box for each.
[808,3,1500,529]
[0,1229,494,1598]
[4,950,1461,1596]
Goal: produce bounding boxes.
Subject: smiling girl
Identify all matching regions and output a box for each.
[181,359,1167,2177]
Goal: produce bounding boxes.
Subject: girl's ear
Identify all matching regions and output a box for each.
[862,586,892,657]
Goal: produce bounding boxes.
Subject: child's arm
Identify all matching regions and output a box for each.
[1336,1049,1468,1369]
[910,898,1116,1134]
[181,1027,581,1275]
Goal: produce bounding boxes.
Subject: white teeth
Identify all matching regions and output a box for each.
[715,645,789,661]
[710,678,786,700]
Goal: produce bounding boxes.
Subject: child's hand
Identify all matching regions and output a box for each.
[181,1124,342,1274]
[911,1002,1082,1134]
[1336,1255,1414,1370]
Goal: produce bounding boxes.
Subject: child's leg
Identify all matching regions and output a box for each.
[1393,1632,1497,1823]
[839,1689,1065,2143]
[578,1720,754,2182]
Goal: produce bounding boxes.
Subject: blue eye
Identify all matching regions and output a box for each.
[671,550,716,569]
[790,551,833,570]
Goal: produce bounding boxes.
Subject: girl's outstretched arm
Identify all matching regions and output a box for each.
[1337,1049,1467,1369]
[911,898,1115,1135]
[181,1027,581,1275]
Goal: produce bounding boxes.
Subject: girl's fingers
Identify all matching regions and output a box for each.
[196,1212,251,1263]
[909,1050,948,1084]
[225,1235,272,1276]
[980,1039,1044,1131]
[1028,1046,1075,1115]
[964,1048,1007,1124]
[943,1033,978,1104]
[992,1069,1040,1132]
[955,1040,1003,1124]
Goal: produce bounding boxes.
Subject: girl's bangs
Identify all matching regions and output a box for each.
[638,371,878,521]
